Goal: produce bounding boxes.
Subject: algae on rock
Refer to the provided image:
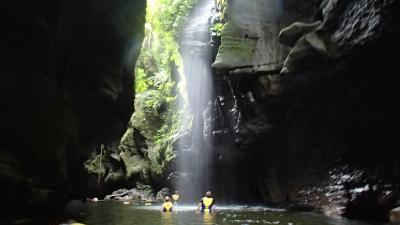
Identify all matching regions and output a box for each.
[213,22,257,70]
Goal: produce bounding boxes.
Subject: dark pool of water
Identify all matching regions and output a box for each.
[84,201,388,225]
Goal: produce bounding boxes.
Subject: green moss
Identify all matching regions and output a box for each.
[212,22,257,70]
[211,22,225,36]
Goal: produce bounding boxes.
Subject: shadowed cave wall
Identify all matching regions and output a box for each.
[1,0,146,217]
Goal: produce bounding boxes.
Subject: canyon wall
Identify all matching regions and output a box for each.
[209,0,400,220]
[1,0,146,217]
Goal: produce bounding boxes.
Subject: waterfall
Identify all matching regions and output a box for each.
[176,0,215,203]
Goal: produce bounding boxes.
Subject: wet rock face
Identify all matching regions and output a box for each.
[210,0,320,156]
[209,0,319,203]
[210,0,400,220]
[281,0,399,74]
[321,0,396,50]
[1,0,145,217]
[212,0,319,74]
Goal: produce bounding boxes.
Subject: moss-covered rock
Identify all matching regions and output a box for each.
[108,0,197,187]
[120,150,149,179]
[212,0,319,74]
[212,22,257,70]
[84,152,107,176]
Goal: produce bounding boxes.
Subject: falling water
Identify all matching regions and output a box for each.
[176,0,215,202]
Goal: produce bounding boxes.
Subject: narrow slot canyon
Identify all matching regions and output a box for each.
[1,0,400,224]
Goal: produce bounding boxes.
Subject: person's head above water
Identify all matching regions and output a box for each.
[64,200,85,221]
[205,191,212,197]
[165,196,170,201]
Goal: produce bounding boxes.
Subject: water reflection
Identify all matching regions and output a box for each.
[85,202,385,225]
[202,212,216,225]
[161,212,174,225]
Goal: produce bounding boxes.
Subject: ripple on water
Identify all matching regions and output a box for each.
[85,201,384,225]
[134,204,287,212]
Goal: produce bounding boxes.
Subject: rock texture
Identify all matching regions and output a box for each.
[281,0,399,74]
[1,0,145,218]
[212,0,319,74]
[209,0,400,221]
[104,184,156,202]
[208,0,319,203]
[390,207,400,223]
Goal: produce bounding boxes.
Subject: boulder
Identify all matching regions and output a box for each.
[390,207,400,223]
[279,21,322,48]
[281,31,328,74]
[156,188,170,201]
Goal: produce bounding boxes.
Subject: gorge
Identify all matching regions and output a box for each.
[1,0,400,224]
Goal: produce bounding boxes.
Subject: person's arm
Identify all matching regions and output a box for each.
[197,198,203,212]
[210,199,215,213]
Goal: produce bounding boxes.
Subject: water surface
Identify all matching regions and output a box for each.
[85,201,386,225]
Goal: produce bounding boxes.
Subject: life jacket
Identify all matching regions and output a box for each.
[162,202,173,212]
[201,197,214,212]
[172,194,180,202]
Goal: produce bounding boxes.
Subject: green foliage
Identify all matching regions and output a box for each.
[211,22,225,36]
[209,0,226,37]
[216,0,227,20]
[84,152,106,175]
[135,68,148,94]
[132,0,196,174]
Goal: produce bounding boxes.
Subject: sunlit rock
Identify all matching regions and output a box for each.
[212,22,257,71]
[119,123,150,180]
[212,0,293,73]
[279,21,322,48]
